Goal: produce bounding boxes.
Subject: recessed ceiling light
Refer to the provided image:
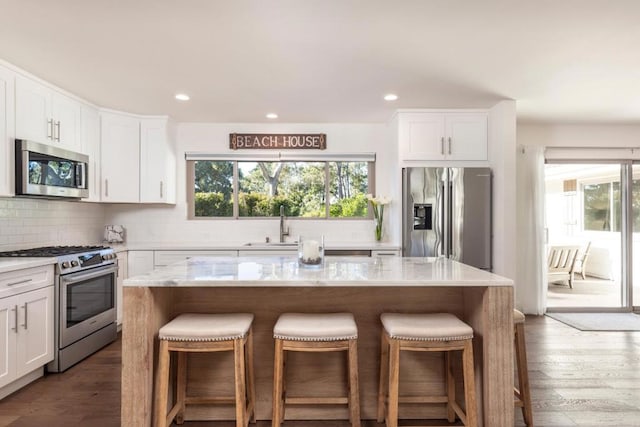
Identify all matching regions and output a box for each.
[175,93,190,101]
[266,113,278,119]
[384,94,398,101]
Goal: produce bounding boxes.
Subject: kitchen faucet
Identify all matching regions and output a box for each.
[279,205,289,243]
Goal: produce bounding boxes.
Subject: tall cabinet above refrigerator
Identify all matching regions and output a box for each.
[402,167,492,271]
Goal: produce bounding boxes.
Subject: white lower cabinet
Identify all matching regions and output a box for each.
[127,251,154,277]
[116,252,128,326]
[154,250,237,267]
[0,266,54,393]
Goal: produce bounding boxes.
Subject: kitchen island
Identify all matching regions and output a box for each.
[122,256,513,427]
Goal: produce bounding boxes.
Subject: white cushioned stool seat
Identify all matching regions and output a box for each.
[274,312,358,341]
[380,312,473,341]
[159,313,254,342]
[513,309,525,324]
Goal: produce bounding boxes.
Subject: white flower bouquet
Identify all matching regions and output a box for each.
[366,194,391,241]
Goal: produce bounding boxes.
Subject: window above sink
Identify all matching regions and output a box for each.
[185,153,375,220]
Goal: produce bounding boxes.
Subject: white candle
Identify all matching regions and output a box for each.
[303,239,320,260]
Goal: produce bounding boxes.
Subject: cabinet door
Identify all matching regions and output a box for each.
[100,112,140,202]
[81,105,101,202]
[0,297,17,389]
[15,75,52,144]
[0,65,14,197]
[116,252,128,326]
[140,119,175,203]
[127,251,154,277]
[445,113,488,161]
[52,92,82,152]
[15,286,54,377]
[399,113,446,161]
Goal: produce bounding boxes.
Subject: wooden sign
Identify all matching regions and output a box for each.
[229,133,326,150]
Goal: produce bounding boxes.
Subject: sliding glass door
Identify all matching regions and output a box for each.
[545,162,628,310]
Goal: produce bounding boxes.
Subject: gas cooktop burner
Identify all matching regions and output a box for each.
[0,245,110,257]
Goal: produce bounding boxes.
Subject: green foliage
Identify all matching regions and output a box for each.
[194,192,233,217]
[329,194,368,218]
[192,160,371,218]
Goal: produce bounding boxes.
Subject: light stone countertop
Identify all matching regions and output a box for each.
[123,255,512,287]
[113,241,400,251]
[0,257,56,274]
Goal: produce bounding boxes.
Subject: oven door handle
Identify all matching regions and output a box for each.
[60,265,118,285]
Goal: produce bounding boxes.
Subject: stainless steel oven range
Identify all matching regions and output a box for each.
[0,245,118,372]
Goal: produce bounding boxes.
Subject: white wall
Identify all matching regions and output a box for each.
[489,101,517,280]
[518,123,640,148]
[0,197,105,251]
[106,122,399,246]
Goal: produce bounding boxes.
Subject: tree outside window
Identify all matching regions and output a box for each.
[191,160,371,219]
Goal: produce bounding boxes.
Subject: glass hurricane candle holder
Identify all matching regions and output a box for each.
[298,235,324,268]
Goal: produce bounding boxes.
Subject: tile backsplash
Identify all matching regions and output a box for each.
[0,197,106,251]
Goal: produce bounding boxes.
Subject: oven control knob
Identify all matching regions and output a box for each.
[71,260,79,267]
[61,261,71,269]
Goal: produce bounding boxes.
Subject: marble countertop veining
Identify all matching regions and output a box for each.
[123,255,512,287]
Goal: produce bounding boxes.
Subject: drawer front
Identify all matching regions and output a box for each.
[154,250,237,266]
[0,266,54,299]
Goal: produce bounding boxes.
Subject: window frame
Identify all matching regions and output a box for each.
[186,153,376,220]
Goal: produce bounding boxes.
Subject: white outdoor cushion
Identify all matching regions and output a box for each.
[380,313,473,341]
[274,312,358,342]
[513,309,525,324]
[159,313,254,342]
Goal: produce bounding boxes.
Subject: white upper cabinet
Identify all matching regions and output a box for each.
[100,111,140,203]
[15,75,82,152]
[81,105,101,202]
[140,118,176,204]
[399,111,488,161]
[0,65,14,197]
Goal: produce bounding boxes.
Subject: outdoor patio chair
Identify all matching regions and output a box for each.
[547,245,581,288]
[571,241,592,280]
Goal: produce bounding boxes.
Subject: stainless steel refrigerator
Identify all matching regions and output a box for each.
[402,167,492,270]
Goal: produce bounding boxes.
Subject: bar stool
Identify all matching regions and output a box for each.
[272,312,361,427]
[154,313,255,427]
[377,313,478,427]
[514,309,533,426]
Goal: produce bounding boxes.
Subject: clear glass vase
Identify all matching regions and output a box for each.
[298,235,324,267]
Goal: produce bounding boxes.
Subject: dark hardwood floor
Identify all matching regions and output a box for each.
[0,315,639,426]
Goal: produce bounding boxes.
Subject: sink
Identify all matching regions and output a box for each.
[243,242,298,247]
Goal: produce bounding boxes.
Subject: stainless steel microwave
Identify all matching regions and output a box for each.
[15,139,89,199]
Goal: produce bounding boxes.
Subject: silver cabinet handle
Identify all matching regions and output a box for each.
[55,121,61,141]
[47,119,53,139]
[7,278,32,287]
[440,137,445,155]
[448,137,452,155]
[11,305,18,333]
[21,303,27,330]
[105,179,109,197]
[160,181,163,198]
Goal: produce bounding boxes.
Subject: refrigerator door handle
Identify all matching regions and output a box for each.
[448,179,454,259]
[441,178,448,258]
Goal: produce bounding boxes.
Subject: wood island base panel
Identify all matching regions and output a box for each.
[121,256,514,427]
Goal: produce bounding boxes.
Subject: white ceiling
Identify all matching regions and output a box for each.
[1,0,639,124]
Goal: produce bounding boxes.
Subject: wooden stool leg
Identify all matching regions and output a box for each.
[377,332,389,423]
[154,340,170,427]
[347,338,361,427]
[175,351,187,424]
[234,338,247,427]
[515,322,533,426]
[272,339,284,427]
[445,351,455,423]
[387,339,400,427]
[462,340,478,427]
[246,328,256,424]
